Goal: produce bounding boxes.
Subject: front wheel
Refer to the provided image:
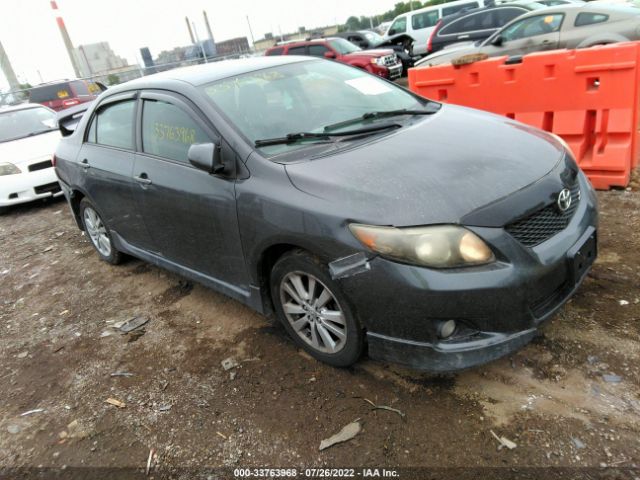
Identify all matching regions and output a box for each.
[80,198,123,265]
[270,250,364,367]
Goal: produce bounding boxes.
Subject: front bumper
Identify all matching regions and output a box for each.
[339,173,598,372]
[0,167,62,207]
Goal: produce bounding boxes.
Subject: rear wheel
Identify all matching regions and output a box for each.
[79,198,123,265]
[270,250,364,367]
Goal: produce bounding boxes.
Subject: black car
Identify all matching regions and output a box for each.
[427,2,546,53]
[55,56,598,372]
[335,30,417,72]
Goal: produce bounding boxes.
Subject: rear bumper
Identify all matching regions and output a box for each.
[0,168,62,207]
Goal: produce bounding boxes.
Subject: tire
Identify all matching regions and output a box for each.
[270,250,364,367]
[79,198,123,265]
[0,206,9,216]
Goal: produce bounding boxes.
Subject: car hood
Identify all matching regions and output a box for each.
[0,130,61,167]
[417,43,477,66]
[346,48,394,58]
[284,104,564,226]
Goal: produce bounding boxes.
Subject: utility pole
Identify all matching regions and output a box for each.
[185,17,195,43]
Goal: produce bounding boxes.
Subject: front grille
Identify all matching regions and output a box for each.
[34,182,61,195]
[506,183,580,247]
[28,160,53,172]
[382,54,399,67]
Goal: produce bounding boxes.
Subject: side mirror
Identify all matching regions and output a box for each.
[388,28,396,36]
[491,35,504,47]
[188,142,224,174]
[324,51,337,59]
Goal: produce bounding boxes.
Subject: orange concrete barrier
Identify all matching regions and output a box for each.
[409,42,640,189]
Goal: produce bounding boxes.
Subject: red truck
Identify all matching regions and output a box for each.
[265,38,403,80]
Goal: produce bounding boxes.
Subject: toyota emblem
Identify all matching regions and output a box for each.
[557,188,572,213]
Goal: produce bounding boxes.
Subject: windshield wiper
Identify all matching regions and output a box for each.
[254,123,401,148]
[323,105,440,132]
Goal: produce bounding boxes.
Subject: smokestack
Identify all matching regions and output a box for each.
[0,40,20,90]
[50,0,82,78]
[203,11,215,44]
[185,16,195,43]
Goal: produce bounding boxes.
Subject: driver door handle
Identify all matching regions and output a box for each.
[134,174,152,186]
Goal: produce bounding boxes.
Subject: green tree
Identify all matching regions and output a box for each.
[106,74,120,86]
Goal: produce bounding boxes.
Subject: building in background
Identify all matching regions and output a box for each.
[75,42,128,77]
[215,37,250,56]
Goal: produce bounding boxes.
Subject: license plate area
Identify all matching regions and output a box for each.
[568,229,597,283]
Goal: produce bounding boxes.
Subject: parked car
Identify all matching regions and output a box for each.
[427,2,548,54]
[335,30,418,72]
[0,104,63,213]
[265,38,403,80]
[417,3,640,66]
[55,57,597,372]
[28,79,106,112]
[384,0,493,56]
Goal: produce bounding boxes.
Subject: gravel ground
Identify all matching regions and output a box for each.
[0,175,639,479]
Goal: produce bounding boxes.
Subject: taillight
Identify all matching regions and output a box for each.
[52,154,57,167]
[62,98,80,107]
[427,20,442,53]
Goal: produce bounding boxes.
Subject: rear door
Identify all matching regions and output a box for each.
[132,90,249,290]
[76,92,151,247]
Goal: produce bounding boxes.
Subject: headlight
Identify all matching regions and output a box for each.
[373,57,386,66]
[0,163,21,176]
[349,224,495,268]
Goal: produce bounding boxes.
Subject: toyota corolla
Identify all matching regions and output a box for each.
[54,56,597,371]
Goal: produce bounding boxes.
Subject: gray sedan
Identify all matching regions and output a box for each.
[416,3,640,67]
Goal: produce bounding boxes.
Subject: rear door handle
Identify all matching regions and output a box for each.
[134,174,152,186]
[81,158,90,170]
[458,35,470,39]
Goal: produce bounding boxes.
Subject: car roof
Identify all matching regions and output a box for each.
[0,102,52,113]
[106,56,312,93]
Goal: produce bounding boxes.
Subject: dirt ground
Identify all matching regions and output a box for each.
[1,175,639,479]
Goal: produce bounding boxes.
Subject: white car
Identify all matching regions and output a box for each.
[0,103,63,213]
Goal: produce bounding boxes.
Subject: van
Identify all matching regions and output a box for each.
[385,0,491,56]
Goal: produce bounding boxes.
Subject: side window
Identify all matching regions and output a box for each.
[308,44,330,57]
[266,47,284,56]
[141,100,209,163]
[411,11,439,30]
[390,16,408,34]
[495,8,528,27]
[575,12,609,27]
[288,46,307,55]
[87,99,135,149]
[441,11,494,35]
[502,14,563,41]
[442,2,479,17]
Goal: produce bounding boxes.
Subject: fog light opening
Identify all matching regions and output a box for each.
[438,320,457,339]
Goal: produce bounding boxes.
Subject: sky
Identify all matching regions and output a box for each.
[0,0,399,89]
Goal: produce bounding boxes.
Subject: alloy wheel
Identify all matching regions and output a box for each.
[279,271,347,354]
[83,207,112,257]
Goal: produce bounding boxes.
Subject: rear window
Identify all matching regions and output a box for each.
[443,2,479,17]
[86,100,135,149]
[28,83,72,103]
[575,12,609,27]
[70,80,90,96]
[266,47,284,56]
[412,11,440,30]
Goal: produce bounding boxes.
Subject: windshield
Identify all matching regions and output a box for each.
[363,31,385,45]
[328,38,362,54]
[201,60,427,155]
[0,106,57,143]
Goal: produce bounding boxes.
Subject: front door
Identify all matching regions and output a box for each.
[131,91,249,292]
[484,13,563,57]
